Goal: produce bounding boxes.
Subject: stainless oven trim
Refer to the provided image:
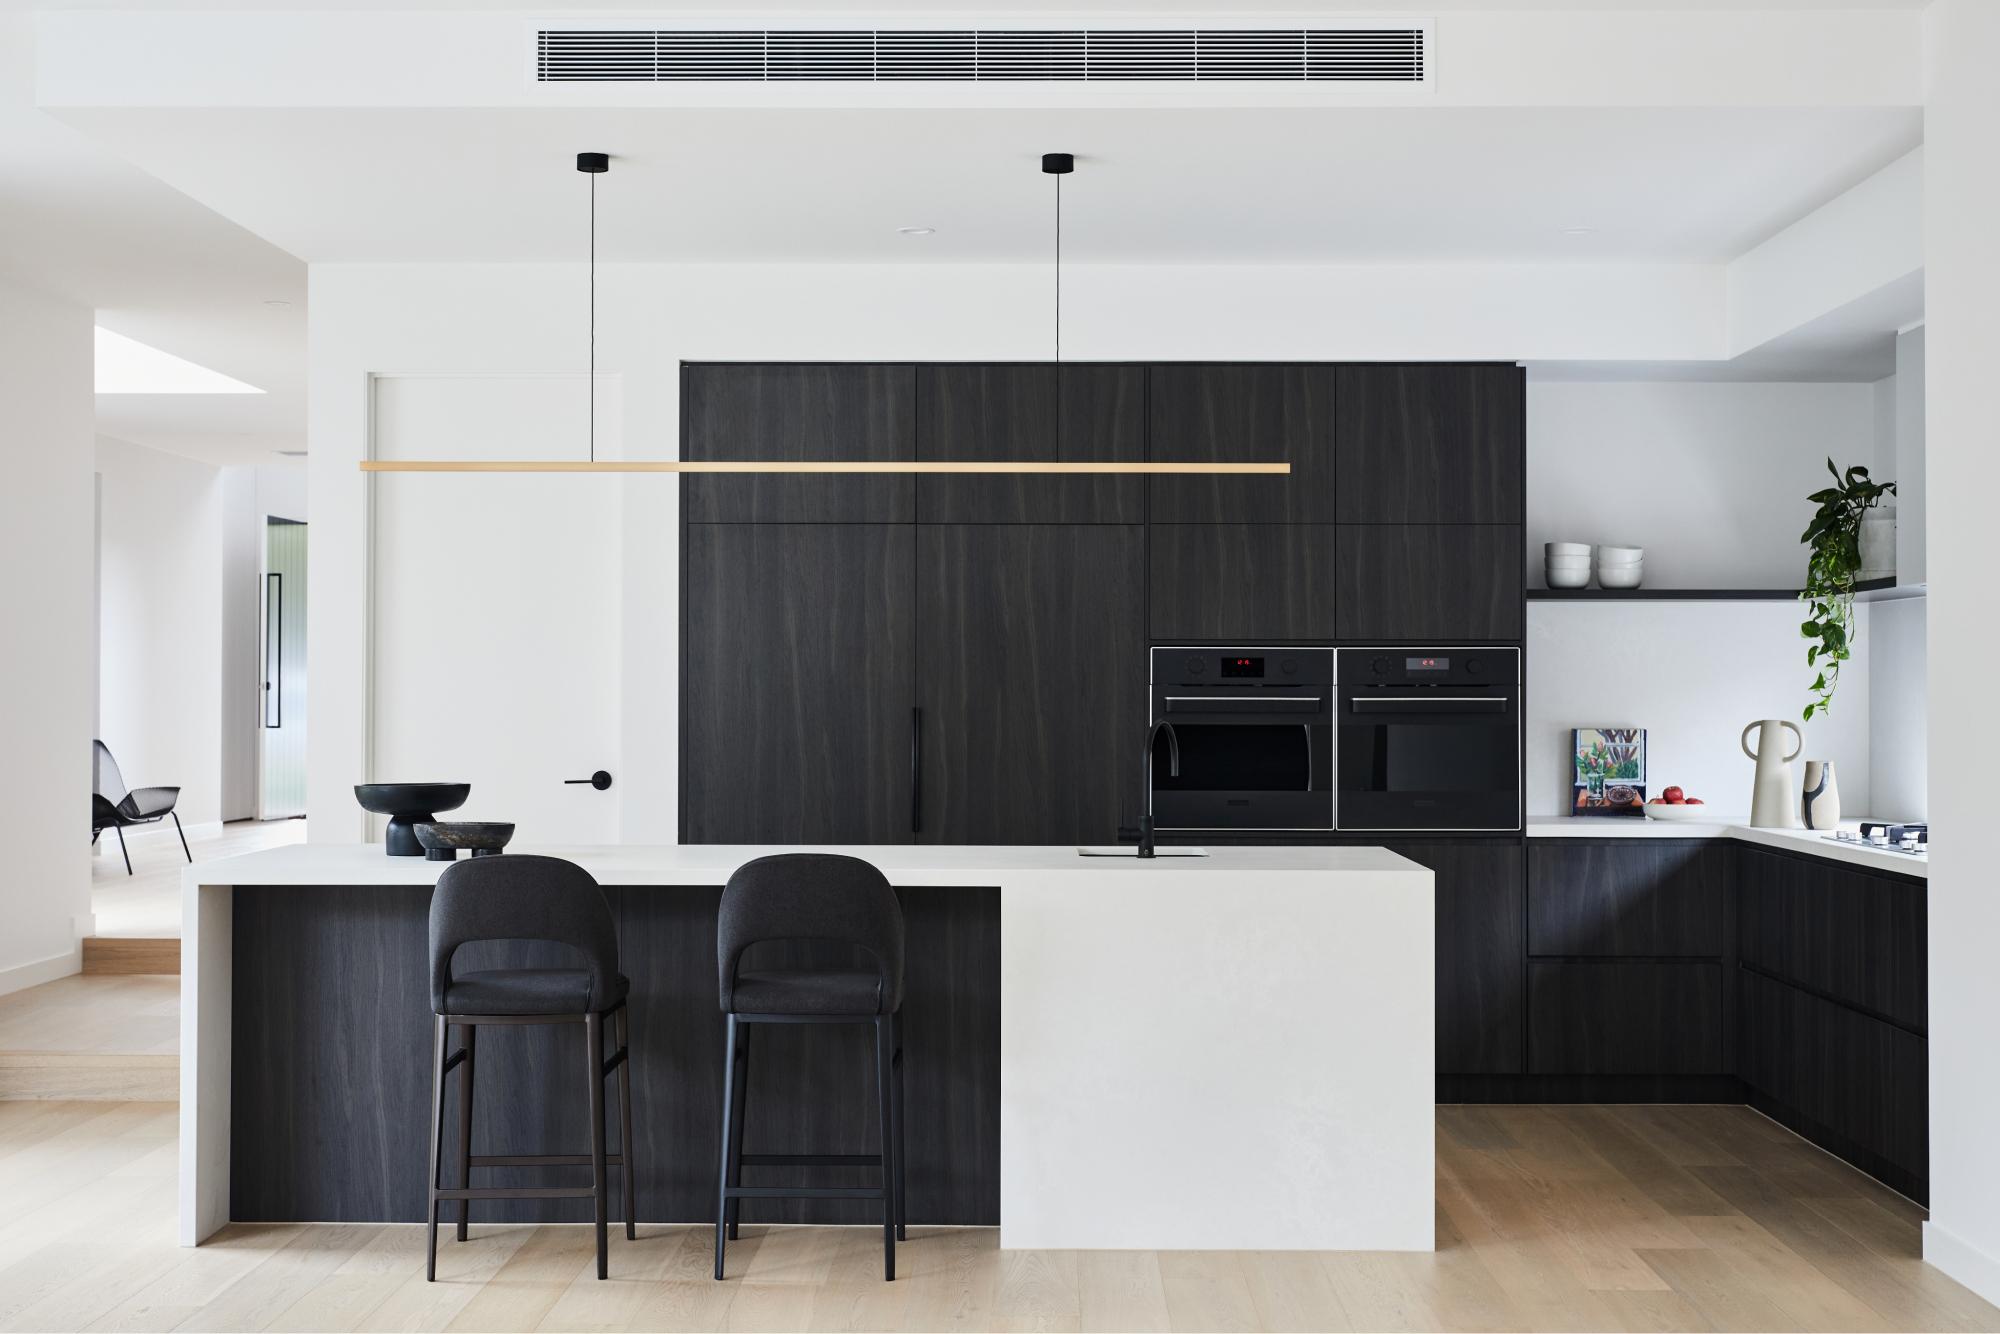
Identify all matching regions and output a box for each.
[1150,645,1337,833]
[1334,645,1524,834]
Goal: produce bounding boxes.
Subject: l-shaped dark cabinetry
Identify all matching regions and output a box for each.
[1448,838,1929,1203]
[681,360,1526,845]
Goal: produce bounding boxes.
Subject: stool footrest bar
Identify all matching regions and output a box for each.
[434,1186,598,1201]
[467,1153,624,1168]
[738,1153,882,1168]
[725,1186,887,1201]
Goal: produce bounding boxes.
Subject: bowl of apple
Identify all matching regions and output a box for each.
[1644,786,1715,821]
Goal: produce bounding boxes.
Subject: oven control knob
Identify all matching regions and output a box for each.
[1184,655,1206,675]
[1466,657,1484,675]
[1279,656,1298,675]
[1371,655,1391,676]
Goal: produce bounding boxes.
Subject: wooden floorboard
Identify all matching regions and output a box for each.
[0,1101,1994,1333]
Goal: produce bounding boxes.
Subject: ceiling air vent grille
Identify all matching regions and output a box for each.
[534,27,1425,83]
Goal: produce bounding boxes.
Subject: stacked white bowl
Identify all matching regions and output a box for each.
[1545,542,1592,589]
[1595,544,1645,589]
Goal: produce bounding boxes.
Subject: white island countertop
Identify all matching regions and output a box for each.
[1527,817,1928,878]
[181,840,1417,888]
[181,842,1434,1254]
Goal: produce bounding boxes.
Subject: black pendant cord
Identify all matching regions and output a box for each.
[1054,170,1062,363]
[589,166,596,464]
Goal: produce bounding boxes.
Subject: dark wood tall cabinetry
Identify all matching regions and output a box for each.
[684,358,1528,845]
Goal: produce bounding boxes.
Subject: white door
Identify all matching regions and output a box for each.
[370,374,622,845]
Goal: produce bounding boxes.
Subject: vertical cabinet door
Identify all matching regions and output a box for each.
[916,525,1147,845]
[1149,364,1338,522]
[918,364,1145,523]
[1335,524,1523,641]
[1393,841,1525,1075]
[1150,523,1337,640]
[1336,364,1524,523]
[682,363,915,522]
[682,524,915,843]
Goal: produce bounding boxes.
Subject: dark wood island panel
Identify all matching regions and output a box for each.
[230,883,1000,1226]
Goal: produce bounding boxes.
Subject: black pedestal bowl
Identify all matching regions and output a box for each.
[354,783,472,857]
[413,821,516,863]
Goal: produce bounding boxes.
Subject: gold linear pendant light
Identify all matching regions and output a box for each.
[359,149,1288,478]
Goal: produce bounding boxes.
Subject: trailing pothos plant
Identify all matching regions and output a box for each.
[1799,458,1895,722]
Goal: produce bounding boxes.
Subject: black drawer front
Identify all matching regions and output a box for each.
[1738,969,1927,1183]
[1528,841,1727,957]
[1738,848,1926,1031]
[1528,961,1723,1075]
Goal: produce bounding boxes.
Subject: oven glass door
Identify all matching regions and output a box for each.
[1151,722,1333,831]
[1336,696,1519,831]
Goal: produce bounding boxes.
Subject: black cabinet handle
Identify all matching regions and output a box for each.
[565,770,614,791]
[911,707,922,835]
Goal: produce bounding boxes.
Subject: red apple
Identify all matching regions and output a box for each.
[1662,785,1685,803]
[1685,797,1704,805]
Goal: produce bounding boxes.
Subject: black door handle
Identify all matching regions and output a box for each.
[565,770,613,791]
[911,707,922,836]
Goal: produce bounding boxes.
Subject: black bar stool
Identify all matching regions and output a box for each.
[425,854,635,1281]
[713,853,906,1282]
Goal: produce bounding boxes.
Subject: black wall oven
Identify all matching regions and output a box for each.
[1148,647,1334,833]
[1335,647,1522,833]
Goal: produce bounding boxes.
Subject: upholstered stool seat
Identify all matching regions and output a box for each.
[443,969,631,1016]
[729,969,884,1015]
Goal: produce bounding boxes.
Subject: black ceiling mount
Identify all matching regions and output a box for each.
[577,151,610,174]
[1041,152,1074,175]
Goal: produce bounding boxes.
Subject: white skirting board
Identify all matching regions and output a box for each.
[1925,1222,2000,1308]
[0,945,83,998]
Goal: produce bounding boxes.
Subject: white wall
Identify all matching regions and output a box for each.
[1526,601,1871,821]
[95,435,225,830]
[1866,596,1925,820]
[1893,325,1926,584]
[1920,0,2000,1306]
[0,280,95,994]
[1526,380,1883,589]
[220,458,308,819]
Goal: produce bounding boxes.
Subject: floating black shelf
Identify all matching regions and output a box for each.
[1529,578,1898,603]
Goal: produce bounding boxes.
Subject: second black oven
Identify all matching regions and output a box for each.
[1148,647,1334,833]
[1335,647,1522,833]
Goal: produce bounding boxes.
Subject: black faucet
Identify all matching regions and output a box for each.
[1135,720,1180,858]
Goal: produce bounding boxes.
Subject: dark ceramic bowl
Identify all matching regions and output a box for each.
[354,783,471,856]
[413,821,516,862]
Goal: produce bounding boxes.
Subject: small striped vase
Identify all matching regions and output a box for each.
[1802,760,1841,830]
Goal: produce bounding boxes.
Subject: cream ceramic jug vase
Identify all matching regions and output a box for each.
[1742,719,1803,828]
[1802,760,1841,830]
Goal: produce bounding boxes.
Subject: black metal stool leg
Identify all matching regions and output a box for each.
[726,1024,749,1241]
[586,1011,608,1280]
[874,1016,896,1282]
[891,1010,907,1241]
[426,1015,448,1281]
[455,1022,476,1242]
[713,1014,740,1280]
[615,1004,635,1241]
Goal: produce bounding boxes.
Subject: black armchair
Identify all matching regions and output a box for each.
[91,740,190,875]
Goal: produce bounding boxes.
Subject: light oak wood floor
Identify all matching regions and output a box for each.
[92,818,305,939]
[1,1100,1994,1333]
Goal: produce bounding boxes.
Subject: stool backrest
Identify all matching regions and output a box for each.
[429,854,620,1014]
[717,853,904,1014]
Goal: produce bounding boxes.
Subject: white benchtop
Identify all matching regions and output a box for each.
[1527,817,1928,878]
[185,841,1424,889]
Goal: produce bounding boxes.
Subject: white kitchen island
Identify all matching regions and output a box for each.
[182,843,1433,1253]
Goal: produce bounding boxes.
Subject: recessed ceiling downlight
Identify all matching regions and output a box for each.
[897,226,936,237]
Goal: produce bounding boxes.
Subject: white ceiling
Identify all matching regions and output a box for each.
[54,104,1921,267]
[0,14,306,464]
